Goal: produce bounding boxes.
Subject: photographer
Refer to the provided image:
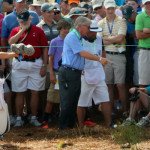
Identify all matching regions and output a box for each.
[122,86,150,127]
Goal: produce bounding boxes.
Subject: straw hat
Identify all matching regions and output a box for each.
[31,0,46,6]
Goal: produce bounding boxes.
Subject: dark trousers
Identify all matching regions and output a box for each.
[58,66,81,129]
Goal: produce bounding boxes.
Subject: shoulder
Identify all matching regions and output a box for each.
[3,11,15,20]
[96,35,102,41]
[37,20,45,27]
[32,25,44,32]
[0,13,4,19]
[29,10,38,16]
[98,18,106,24]
[10,26,19,33]
[136,12,144,20]
[115,16,125,22]
[65,31,76,40]
[50,37,59,45]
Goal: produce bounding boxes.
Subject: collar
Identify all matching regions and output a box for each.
[58,35,64,40]
[72,28,81,40]
[39,19,56,26]
[105,15,118,22]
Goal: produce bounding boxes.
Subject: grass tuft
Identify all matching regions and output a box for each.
[112,125,146,145]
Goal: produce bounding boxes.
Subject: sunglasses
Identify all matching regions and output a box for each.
[54,11,60,15]
[94,6,103,11]
[45,11,54,14]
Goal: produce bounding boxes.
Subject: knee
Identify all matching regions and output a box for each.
[116,84,125,89]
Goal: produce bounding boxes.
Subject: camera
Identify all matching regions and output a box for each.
[129,89,139,102]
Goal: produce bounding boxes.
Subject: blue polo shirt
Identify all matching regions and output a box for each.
[1,10,39,38]
[62,29,85,70]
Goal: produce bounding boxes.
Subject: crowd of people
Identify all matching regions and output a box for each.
[0,0,150,132]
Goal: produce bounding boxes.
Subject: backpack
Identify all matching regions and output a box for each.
[0,78,10,136]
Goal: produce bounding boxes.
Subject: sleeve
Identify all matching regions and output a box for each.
[39,28,48,47]
[1,18,9,38]
[8,27,18,40]
[98,20,103,29]
[66,33,84,54]
[135,13,143,31]
[98,20,105,37]
[48,39,56,56]
[118,18,127,35]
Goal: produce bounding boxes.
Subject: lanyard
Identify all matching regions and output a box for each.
[106,20,114,35]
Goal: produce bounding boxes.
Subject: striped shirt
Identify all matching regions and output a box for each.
[98,16,127,52]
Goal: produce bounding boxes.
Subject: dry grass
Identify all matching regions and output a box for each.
[0,126,119,150]
[0,107,150,149]
[0,125,150,150]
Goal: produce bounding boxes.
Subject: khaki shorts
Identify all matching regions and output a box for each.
[105,54,126,84]
[138,49,150,85]
[47,72,60,103]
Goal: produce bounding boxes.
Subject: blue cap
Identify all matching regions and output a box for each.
[41,3,54,12]
[17,10,30,21]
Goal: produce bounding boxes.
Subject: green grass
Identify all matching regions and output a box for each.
[112,125,146,145]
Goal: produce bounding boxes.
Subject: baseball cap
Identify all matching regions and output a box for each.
[68,7,87,18]
[31,0,45,6]
[16,0,24,2]
[41,3,54,12]
[90,20,102,32]
[104,0,116,9]
[92,0,104,10]
[79,2,91,10]
[122,5,134,20]
[17,10,30,22]
[53,2,61,12]
[68,0,79,4]
[142,0,150,4]
[93,3,103,10]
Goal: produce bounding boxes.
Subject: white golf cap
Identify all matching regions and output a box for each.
[104,0,116,9]
[90,20,102,32]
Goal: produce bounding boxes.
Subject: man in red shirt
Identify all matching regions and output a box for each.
[9,10,48,127]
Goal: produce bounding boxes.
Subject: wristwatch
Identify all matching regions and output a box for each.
[42,64,47,67]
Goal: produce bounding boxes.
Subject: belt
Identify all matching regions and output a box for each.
[62,65,82,73]
[139,47,150,50]
[106,51,125,55]
[15,57,40,62]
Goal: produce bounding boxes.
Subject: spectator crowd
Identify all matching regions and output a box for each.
[0,0,150,132]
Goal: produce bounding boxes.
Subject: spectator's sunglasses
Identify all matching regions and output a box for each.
[54,11,61,15]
